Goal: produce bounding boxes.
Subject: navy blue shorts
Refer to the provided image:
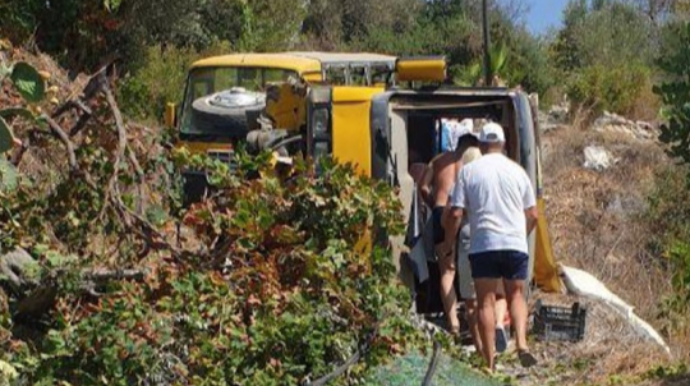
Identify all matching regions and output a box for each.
[468,250,529,280]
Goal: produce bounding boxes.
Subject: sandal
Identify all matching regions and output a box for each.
[517,349,538,368]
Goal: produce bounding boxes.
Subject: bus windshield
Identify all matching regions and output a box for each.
[179,66,297,136]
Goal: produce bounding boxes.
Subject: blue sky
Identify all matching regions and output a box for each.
[524,0,570,35]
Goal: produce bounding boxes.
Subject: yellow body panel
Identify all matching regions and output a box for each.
[331,87,383,177]
[164,103,176,128]
[265,83,307,131]
[175,141,232,154]
[396,57,447,82]
[534,198,562,292]
[191,54,322,76]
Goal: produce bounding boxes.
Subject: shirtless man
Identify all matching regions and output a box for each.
[421,131,510,351]
[420,130,479,334]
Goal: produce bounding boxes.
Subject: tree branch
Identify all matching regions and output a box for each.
[43,115,78,170]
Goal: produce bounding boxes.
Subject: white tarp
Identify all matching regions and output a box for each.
[560,264,671,356]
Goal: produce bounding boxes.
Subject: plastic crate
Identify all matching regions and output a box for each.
[532,300,587,342]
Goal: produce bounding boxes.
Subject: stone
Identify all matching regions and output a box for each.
[583,146,615,171]
[591,111,657,141]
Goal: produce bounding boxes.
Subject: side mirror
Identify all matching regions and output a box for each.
[164,102,177,128]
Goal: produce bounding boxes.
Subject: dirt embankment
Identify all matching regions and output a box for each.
[513,112,688,386]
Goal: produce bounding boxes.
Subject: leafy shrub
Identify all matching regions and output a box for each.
[117,42,231,122]
[655,22,690,166]
[651,22,690,325]
[2,151,423,385]
[117,45,198,121]
[644,163,690,332]
[566,63,655,116]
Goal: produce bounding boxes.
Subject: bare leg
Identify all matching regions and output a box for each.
[475,278,499,371]
[504,279,528,351]
[439,253,459,331]
[494,280,507,328]
[465,299,483,354]
[495,297,507,328]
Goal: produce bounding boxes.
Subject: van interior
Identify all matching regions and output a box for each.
[387,92,520,314]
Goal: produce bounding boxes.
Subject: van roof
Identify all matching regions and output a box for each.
[190,52,398,73]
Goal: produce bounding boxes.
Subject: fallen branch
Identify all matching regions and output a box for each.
[68,110,93,137]
[10,137,30,166]
[44,115,78,170]
[82,267,146,282]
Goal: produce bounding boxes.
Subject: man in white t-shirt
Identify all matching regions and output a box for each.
[439,122,539,372]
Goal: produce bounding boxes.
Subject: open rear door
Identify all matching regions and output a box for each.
[528,93,563,293]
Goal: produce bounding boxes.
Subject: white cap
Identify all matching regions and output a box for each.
[479,122,506,143]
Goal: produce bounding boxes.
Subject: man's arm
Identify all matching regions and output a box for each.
[522,172,538,235]
[419,164,434,208]
[439,168,466,257]
[525,205,538,235]
[442,206,464,256]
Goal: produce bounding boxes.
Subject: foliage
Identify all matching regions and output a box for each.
[566,63,654,116]
[655,22,690,166]
[650,21,690,326]
[1,139,423,384]
[550,0,660,116]
[645,163,690,334]
[117,44,218,121]
[2,0,555,103]
[0,60,44,153]
[0,57,46,220]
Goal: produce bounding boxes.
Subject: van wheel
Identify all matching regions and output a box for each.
[191,88,266,136]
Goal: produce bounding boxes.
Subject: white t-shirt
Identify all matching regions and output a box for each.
[450,153,536,254]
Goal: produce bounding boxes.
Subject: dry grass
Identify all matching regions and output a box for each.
[542,124,670,317]
[534,119,690,382]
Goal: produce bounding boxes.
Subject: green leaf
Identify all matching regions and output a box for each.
[0,116,14,153]
[0,158,18,192]
[10,62,45,103]
[0,107,35,120]
[146,205,169,226]
[0,63,11,80]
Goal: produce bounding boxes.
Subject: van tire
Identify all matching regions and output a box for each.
[191,89,265,136]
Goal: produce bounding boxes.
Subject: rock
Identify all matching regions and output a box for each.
[591,111,657,141]
[583,146,615,171]
[0,247,37,293]
[548,103,569,123]
[539,100,570,133]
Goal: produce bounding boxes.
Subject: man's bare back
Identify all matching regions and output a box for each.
[420,152,459,209]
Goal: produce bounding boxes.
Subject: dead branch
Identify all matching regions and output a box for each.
[68,110,93,137]
[127,145,144,179]
[82,267,146,282]
[102,73,127,193]
[44,115,78,170]
[10,137,30,166]
[113,194,182,259]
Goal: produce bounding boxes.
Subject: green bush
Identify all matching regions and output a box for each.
[646,165,690,330]
[118,42,231,122]
[566,63,654,116]
[652,22,690,325]
[2,151,423,385]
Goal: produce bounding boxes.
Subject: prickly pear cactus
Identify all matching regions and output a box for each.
[0,118,12,154]
[0,59,45,153]
[0,56,44,192]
